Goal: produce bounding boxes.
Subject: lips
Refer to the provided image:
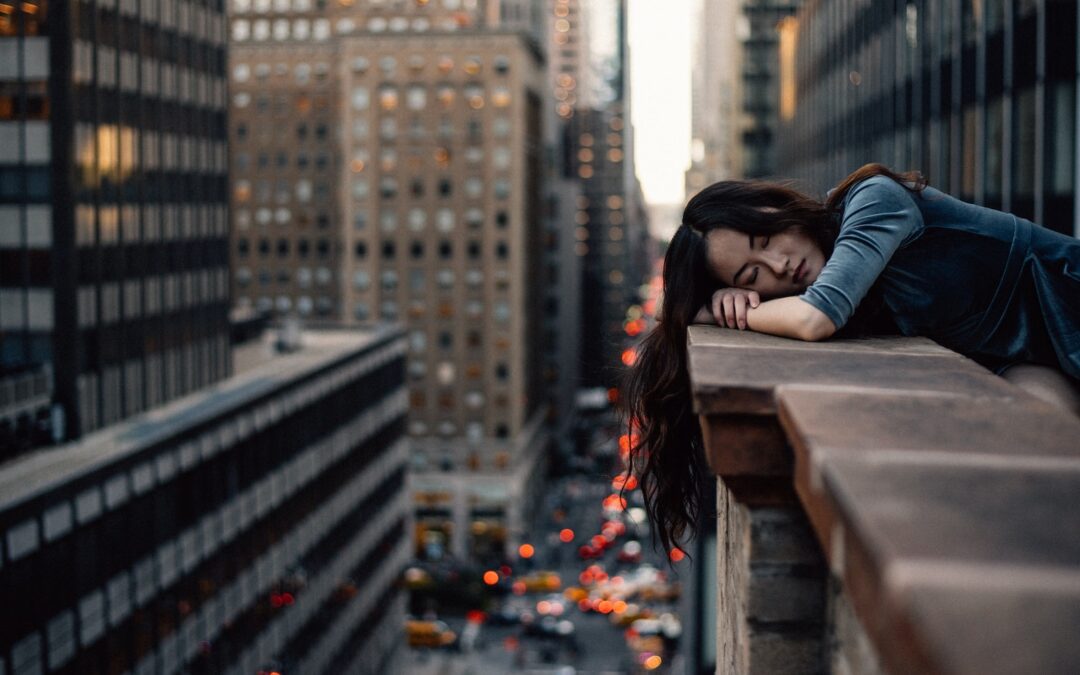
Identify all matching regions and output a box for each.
[793,259,807,285]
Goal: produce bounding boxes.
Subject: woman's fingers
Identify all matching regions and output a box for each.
[722,294,737,328]
[734,296,749,329]
[748,291,761,308]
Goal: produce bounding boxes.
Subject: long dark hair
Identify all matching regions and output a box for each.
[621,164,926,556]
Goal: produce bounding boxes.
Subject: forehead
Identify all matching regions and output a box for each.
[704,228,749,284]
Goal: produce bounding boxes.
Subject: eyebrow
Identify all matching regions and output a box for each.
[733,235,753,285]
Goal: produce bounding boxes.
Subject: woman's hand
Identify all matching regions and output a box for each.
[711,288,761,329]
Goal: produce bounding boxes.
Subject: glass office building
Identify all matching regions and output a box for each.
[778,0,1078,236]
[0,0,232,453]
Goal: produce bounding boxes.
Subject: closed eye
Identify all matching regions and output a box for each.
[748,267,759,285]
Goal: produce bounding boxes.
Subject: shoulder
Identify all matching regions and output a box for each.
[844,175,919,207]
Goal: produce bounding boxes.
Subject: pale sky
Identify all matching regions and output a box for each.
[627,0,693,207]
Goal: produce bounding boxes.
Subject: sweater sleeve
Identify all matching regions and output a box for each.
[800,176,923,329]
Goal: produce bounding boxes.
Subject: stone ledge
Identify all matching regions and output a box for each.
[687,326,1080,675]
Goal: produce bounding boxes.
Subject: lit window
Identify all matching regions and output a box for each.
[379,56,397,74]
[381,270,398,289]
[466,299,483,316]
[352,179,369,199]
[493,147,511,169]
[408,208,426,230]
[336,18,356,34]
[465,269,483,286]
[295,179,312,202]
[275,208,290,224]
[437,55,454,73]
[351,56,370,73]
[437,269,454,288]
[273,18,289,40]
[353,270,370,289]
[464,56,482,74]
[233,64,251,82]
[491,87,511,107]
[312,19,330,40]
[390,16,408,31]
[255,208,271,225]
[234,92,251,108]
[437,362,455,385]
[464,147,483,164]
[252,20,269,40]
[465,208,483,228]
[236,267,252,286]
[493,117,511,137]
[234,180,252,203]
[232,20,251,40]
[436,86,455,107]
[368,17,387,31]
[352,119,369,139]
[292,19,310,39]
[379,86,398,111]
[234,0,251,11]
[407,86,426,110]
[380,211,397,231]
[464,85,484,109]
[276,295,291,312]
[254,0,270,12]
[494,180,510,199]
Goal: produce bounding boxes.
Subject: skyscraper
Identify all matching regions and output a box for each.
[227,0,550,559]
[0,0,232,450]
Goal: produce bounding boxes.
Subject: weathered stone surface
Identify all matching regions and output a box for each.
[778,386,1080,464]
[701,413,789,477]
[687,328,1013,415]
[897,582,1080,675]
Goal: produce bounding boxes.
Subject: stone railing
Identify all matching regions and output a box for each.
[686,326,1080,675]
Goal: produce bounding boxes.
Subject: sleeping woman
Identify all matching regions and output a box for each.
[622,163,1080,554]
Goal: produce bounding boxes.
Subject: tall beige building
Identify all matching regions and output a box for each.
[228,1,549,560]
[686,0,745,195]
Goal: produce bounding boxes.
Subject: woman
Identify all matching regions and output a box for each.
[622,163,1080,555]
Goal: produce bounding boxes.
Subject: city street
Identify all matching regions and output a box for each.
[402,471,686,675]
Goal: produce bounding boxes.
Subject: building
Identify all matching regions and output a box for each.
[685,0,745,195]
[777,0,1078,236]
[559,0,650,389]
[0,326,409,675]
[227,1,550,560]
[0,0,232,452]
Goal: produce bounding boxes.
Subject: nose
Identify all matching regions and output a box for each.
[761,251,789,277]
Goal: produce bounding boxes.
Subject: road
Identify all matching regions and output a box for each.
[402,473,685,675]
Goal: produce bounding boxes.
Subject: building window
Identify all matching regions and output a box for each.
[382,241,396,259]
[410,241,424,259]
[407,85,426,110]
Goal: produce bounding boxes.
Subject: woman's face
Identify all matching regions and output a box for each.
[704,226,825,298]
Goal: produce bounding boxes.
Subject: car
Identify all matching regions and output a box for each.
[405,619,457,648]
[578,544,602,560]
[520,570,562,593]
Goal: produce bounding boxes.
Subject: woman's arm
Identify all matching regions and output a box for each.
[745,296,837,341]
[696,289,837,341]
